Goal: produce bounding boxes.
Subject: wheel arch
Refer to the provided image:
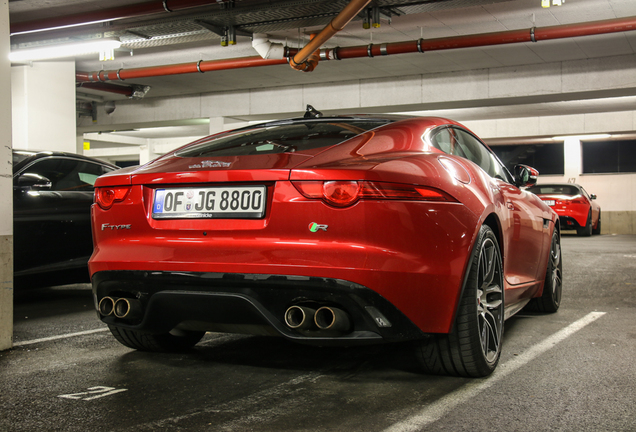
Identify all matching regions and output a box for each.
[536,217,561,298]
[483,213,504,264]
[448,212,502,333]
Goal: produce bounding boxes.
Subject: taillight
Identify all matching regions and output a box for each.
[95,186,130,210]
[323,181,360,207]
[292,181,455,208]
[560,199,585,205]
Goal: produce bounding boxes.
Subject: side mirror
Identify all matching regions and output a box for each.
[16,173,52,190]
[590,194,597,200]
[513,164,538,188]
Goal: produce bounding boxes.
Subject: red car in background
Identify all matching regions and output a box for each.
[527,184,601,236]
[89,109,562,378]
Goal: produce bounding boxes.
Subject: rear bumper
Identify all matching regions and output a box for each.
[551,205,589,227]
[558,215,583,229]
[92,270,426,345]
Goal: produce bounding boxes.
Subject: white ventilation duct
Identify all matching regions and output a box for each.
[252,33,285,59]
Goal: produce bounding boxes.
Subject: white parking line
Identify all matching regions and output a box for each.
[13,328,109,347]
[383,311,607,432]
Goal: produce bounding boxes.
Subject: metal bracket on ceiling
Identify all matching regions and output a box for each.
[530,27,537,42]
[196,60,204,73]
[195,20,251,39]
[417,38,424,53]
[126,30,151,40]
[162,1,172,13]
[367,43,374,57]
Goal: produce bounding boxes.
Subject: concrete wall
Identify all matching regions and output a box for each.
[12,61,76,152]
[1,0,13,351]
[78,53,636,129]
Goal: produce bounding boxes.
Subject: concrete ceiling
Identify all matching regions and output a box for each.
[9,0,636,138]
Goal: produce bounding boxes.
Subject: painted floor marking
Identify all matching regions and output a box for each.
[58,386,128,401]
[383,311,607,432]
[13,327,109,347]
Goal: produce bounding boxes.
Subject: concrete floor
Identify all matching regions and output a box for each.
[1,234,635,432]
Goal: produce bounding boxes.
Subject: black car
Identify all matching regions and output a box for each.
[13,150,118,288]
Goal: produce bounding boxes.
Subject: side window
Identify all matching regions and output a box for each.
[452,128,510,181]
[430,127,467,158]
[580,187,590,199]
[430,128,453,154]
[21,158,112,191]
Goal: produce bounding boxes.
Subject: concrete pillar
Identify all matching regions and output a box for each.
[563,137,582,183]
[139,142,158,165]
[11,61,76,152]
[1,0,13,351]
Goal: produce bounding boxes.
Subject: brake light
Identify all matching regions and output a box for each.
[95,186,130,210]
[323,181,360,207]
[292,181,455,208]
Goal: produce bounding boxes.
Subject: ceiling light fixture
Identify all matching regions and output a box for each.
[9,38,122,63]
[552,134,612,141]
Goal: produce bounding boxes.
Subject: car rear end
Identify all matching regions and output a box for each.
[89,117,478,346]
[535,194,589,229]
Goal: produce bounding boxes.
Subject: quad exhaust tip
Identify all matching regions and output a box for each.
[98,296,143,320]
[113,298,143,320]
[284,304,351,333]
[284,305,316,330]
[98,296,115,316]
[314,306,350,332]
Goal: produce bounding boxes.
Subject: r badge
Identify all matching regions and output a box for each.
[308,222,328,232]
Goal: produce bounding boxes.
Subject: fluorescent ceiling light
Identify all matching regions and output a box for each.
[9,39,122,62]
[552,134,612,141]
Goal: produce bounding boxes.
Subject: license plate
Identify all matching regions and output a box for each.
[152,186,266,219]
[543,200,556,206]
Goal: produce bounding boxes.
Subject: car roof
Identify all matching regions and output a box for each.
[12,149,118,173]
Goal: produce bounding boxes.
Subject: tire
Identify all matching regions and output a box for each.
[416,225,504,378]
[577,210,592,236]
[592,211,601,235]
[108,325,205,352]
[524,228,562,313]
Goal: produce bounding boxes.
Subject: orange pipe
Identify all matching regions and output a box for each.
[77,56,287,82]
[326,15,636,60]
[290,0,371,71]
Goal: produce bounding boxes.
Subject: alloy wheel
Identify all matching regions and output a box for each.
[476,237,504,364]
[550,233,563,306]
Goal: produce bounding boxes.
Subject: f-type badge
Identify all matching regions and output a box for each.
[188,160,232,169]
[308,222,328,232]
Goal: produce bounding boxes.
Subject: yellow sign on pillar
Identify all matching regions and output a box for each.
[83,141,90,151]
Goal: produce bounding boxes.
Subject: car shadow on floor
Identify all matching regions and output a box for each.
[13,283,94,322]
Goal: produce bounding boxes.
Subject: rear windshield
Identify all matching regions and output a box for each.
[176,119,390,157]
[527,185,581,196]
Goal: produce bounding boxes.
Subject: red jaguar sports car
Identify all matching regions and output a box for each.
[526,183,600,236]
[89,108,562,377]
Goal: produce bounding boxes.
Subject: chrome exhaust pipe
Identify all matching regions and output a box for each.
[314,306,350,332]
[284,305,316,330]
[98,296,116,317]
[113,298,143,320]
